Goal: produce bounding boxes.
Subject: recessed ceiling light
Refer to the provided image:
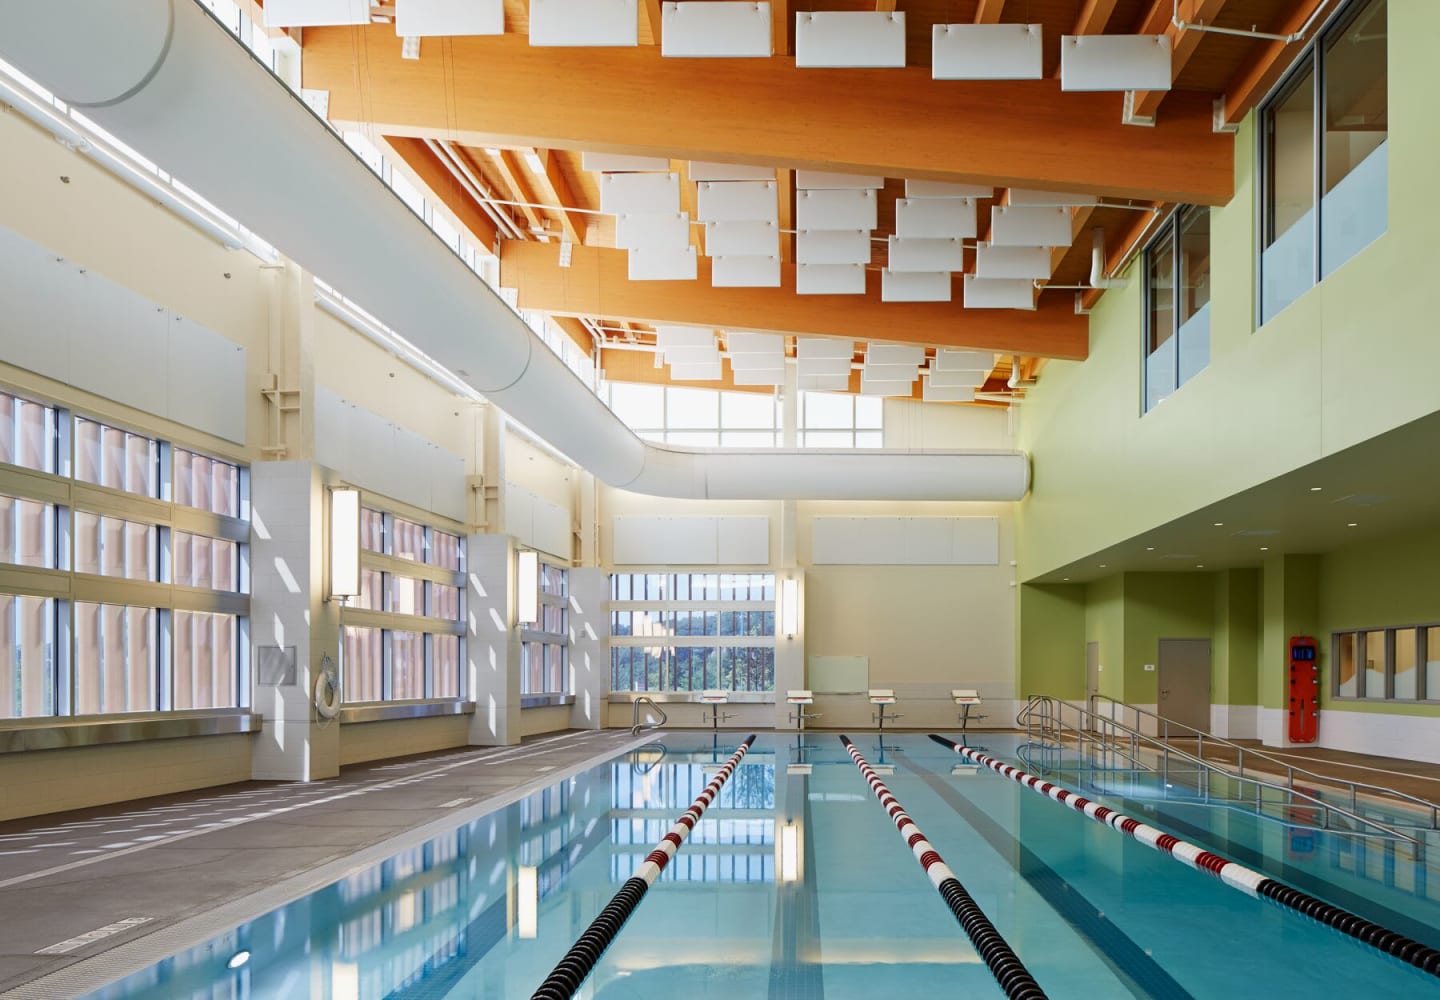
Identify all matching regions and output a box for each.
[1099,564,1107,568]
[1062,577,1070,582]
[1310,487,1323,492]
[1196,564,1204,569]
[1347,522,1358,527]
[1145,546,1155,551]
[1213,522,1224,527]
[1260,546,1269,551]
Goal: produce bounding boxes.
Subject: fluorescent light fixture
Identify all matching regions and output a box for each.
[780,823,800,882]
[328,488,361,599]
[781,577,799,637]
[517,865,538,938]
[517,550,539,625]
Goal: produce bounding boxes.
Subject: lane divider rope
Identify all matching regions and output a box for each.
[929,733,1440,980]
[840,736,1049,1000]
[531,735,756,999]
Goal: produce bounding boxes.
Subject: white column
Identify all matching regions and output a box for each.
[568,567,609,731]
[467,532,522,745]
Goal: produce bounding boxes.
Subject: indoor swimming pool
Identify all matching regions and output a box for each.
[80,734,1440,998]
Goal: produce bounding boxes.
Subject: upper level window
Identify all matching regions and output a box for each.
[799,392,882,448]
[0,393,58,474]
[75,418,159,497]
[1262,0,1387,323]
[1144,206,1211,411]
[605,383,781,447]
[174,449,241,518]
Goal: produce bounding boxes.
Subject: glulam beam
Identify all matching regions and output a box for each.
[1129,0,1235,123]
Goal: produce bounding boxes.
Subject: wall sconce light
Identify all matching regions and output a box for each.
[517,865,538,938]
[780,822,800,882]
[780,577,799,638]
[328,488,360,599]
[517,550,539,626]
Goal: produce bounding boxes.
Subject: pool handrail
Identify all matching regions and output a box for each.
[1018,695,1418,843]
[931,733,1440,983]
[1086,693,1440,830]
[630,696,668,735]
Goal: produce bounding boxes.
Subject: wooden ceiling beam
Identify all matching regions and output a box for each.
[302,25,1233,204]
[1221,0,1330,127]
[1128,0,1234,123]
[875,0,898,11]
[974,0,1006,24]
[771,0,789,55]
[552,315,595,356]
[642,0,663,45]
[527,148,585,245]
[489,148,546,236]
[499,241,1089,360]
[377,135,500,250]
[1050,0,1121,76]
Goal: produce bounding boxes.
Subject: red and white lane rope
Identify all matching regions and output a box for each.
[929,734,1440,979]
[532,735,755,1000]
[841,736,1049,1000]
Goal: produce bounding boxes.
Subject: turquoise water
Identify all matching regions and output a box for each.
[85,734,1440,998]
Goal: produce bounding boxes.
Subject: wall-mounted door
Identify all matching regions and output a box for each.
[1157,638,1211,734]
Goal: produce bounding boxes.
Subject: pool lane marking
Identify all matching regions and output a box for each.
[929,734,1440,981]
[839,736,1049,1000]
[530,735,757,1000]
[0,729,621,892]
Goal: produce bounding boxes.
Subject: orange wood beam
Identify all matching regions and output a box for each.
[500,241,1090,360]
[771,0,790,55]
[1130,0,1233,122]
[974,0,1006,23]
[528,148,585,245]
[1221,0,1329,127]
[492,149,545,235]
[1051,204,1097,276]
[377,135,500,250]
[302,25,1233,205]
[875,0,898,11]
[1050,0,1120,76]
[776,168,793,264]
[552,315,595,356]
[642,0,663,45]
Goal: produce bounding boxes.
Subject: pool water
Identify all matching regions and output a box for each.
[85,734,1440,998]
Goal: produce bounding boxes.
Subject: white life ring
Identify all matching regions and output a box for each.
[314,654,341,720]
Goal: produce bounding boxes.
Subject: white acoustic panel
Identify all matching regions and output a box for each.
[887,236,964,272]
[1060,34,1171,92]
[582,152,671,172]
[600,172,680,214]
[906,180,993,199]
[796,229,871,265]
[705,220,780,257]
[932,23,1042,80]
[732,368,785,386]
[689,161,777,182]
[726,332,783,354]
[926,367,987,388]
[859,378,912,396]
[615,211,691,250]
[795,170,884,190]
[796,11,906,68]
[728,352,783,370]
[531,496,572,559]
[975,244,1051,279]
[797,357,852,377]
[662,344,719,363]
[396,0,504,36]
[862,363,919,381]
[811,516,999,565]
[866,344,924,366]
[629,246,698,280]
[922,383,978,403]
[963,275,1036,309]
[669,361,724,380]
[989,205,1071,247]
[797,337,855,359]
[1008,188,1099,207]
[797,374,851,392]
[935,349,997,371]
[612,515,769,564]
[696,181,778,223]
[796,189,877,230]
[895,197,977,239]
[530,0,638,47]
[712,255,781,287]
[264,0,369,27]
[882,270,951,302]
[662,2,771,57]
[796,262,867,295]
[655,325,716,348]
[166,316,248,446]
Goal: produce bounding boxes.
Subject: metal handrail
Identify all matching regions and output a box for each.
[1018,695,1418,843]
[1089,693,1440,829]
[632,742,668,775]
[631,696,668,735]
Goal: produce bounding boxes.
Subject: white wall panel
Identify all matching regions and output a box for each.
[166,315,247,445]
[662,2,771,58]
[396,0,504,36]
[717,516,770,564]
[812,516,999,565]
[529,0,638,46]
[613,515,769,565]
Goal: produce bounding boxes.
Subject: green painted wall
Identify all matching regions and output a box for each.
[1261,554,1320,712]
[1214,569,1260,707]
[1017,583,1086,699]
[1120,573,1215,704]
[1015,0,1440,582]
[1085,576,1125,699]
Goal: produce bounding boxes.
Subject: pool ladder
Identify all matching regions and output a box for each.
[631,696,668,735]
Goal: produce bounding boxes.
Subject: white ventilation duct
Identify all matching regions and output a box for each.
[1089,226,1128,291]
[0,1,1030,501]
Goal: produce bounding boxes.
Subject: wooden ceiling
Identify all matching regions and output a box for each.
[288,0,1330,400]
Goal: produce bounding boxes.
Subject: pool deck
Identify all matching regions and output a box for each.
[0,729,642,997]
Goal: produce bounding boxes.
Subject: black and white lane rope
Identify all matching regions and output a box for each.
[929,733,1440,980]
[531,735,756,999]
[840,736,1049,1000]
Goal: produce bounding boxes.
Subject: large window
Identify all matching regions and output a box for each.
[799,392,882,448]
[1143,206,1211,411]
[1262,0,1387,322]
[340,507,465,703]
[522,561,569,696]
[604,383,781,447]
[610,573,776,693]
[0,389,251,718]
[1335,624,1440,702]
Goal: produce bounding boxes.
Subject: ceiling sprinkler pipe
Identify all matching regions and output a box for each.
[1172,0,1335,42]
[1089,227,1128,291]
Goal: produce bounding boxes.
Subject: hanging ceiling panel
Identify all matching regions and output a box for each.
[932,22,1042,80]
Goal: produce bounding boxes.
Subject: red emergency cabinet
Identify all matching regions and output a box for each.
[1288,635,1319,743]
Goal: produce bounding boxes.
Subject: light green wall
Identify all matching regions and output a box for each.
[1214,569,1260,707]
[1084,576,1124,699]
[1015,0,1440,581]
[1120,573,1215,704]
[1260,554,1320,711]
[1017,583,1086,699]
